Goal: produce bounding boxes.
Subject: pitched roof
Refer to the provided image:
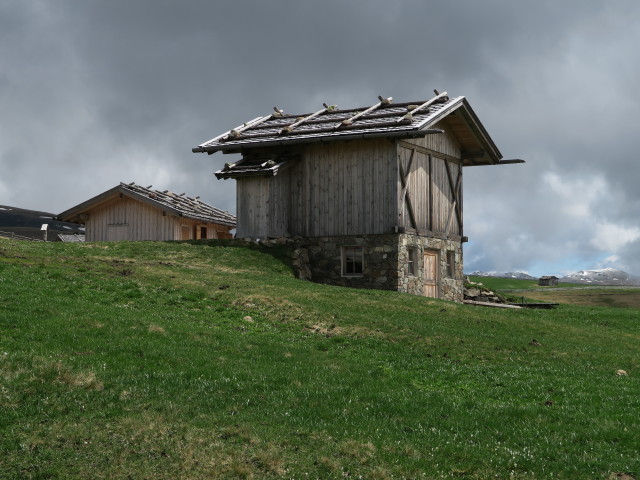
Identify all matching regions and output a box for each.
[215,153,298,179]
[58,234,85,242]
[58,182,236,227]
[194,91,522,169]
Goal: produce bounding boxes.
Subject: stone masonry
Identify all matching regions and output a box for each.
[294,233,464,302]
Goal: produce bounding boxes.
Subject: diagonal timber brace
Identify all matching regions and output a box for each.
[398,148,417,230]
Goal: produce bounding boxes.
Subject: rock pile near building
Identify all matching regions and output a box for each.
[463,279,507,304]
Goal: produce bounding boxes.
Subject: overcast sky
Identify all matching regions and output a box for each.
[2,1,640,277]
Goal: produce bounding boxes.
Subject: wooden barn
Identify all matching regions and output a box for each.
[538,275,559,286]
[193,91,522,301]
[58,182,235,242]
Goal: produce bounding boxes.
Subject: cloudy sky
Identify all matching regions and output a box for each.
[2,0,640,277]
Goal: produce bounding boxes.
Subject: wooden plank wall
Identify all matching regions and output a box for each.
[85,196,231,241]
[300,139,397,237]
[407,121,461,158]
[233,126,463,240]
[268,169,291,237]
[235,138,397,239]
[398,121,463,237]
[172,217,231,240]
[86,197,174,241]
[236,177,270,239]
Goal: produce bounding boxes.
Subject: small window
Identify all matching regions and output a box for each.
[342,246,364,276]
[407,247,417,276]
[446,251,455,277]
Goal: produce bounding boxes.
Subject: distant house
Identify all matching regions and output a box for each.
[193,91,523,301]
[58,182,235,242]
[538,276,559,286]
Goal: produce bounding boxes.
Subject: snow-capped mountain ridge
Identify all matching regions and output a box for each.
[467,271,536,280]
[559,268,640,286]
[469,268,640,286]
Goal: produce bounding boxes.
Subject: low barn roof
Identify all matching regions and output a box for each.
[58,234,85,242]
[194,91,524,174]
[58,182,236,227]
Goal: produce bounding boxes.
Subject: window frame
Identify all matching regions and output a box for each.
[341,246,364,277]
[446,250,456,278]
[407,247,417,276]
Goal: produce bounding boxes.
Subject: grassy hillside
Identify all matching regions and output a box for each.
[1,239,639,479]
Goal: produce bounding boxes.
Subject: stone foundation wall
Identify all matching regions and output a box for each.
[301,234,400,291]
[397,234,464,302]
[297,233,464,302]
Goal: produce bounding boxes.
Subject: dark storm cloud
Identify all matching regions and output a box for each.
[1,0,639,275]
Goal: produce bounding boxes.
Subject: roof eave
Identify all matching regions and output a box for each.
[178,213,236,226]
[57,185,126,222]
[202,128,444,156]
[457,98,503,163]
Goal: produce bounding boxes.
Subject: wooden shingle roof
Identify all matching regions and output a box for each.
[194,92,453,153]
[58,182,236,227]
[194,91,523,169]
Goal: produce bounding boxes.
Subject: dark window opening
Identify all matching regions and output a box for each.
[446,251,455,277]
[342,246,364,276]
[407,247,417,276]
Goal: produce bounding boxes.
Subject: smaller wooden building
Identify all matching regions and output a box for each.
[58,182,235,242]
[538,276,559,286]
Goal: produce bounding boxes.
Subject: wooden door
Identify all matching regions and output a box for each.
[423,251,439,298]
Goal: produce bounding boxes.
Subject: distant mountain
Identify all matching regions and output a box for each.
[468,267,640,286]
[0,205,84,241]
[559,268,640,286]
[467,271,537,280]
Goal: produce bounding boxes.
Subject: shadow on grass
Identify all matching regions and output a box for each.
[176,238,297,276]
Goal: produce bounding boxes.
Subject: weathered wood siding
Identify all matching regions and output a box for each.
[299,140,397,237]
[236,175,290,239]
[172,217,231,240]
[86,196,174,241]
[234,127,464,240]
[85,196,232,241]
[405,121,462,158]
[398,122,464,237]
[235,139,397,239]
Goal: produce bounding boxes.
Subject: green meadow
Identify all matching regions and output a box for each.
[1,239,638,479]
[471,275,640,309]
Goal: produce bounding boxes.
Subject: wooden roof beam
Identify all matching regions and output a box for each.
[399,91,448,122]
[497,159,526,165]
[197,115,274,148]
[226,114,275,140]
[335,96,392,129]
[281,105,333,134]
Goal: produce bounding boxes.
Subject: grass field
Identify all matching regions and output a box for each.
[1,239,639,479]
[470,276,640,309]
[467,276,584,291]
